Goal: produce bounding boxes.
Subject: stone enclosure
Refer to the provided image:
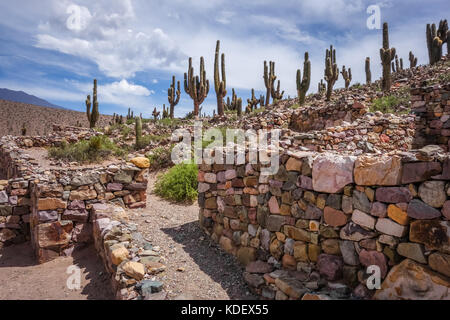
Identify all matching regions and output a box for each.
[198,83,450,300]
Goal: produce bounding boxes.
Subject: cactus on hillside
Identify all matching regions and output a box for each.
[296,52,311,105]
[395,55,400,72]
[162,104,169,119]
[365,57,372,85]
[236,98,242,116]
[135,116,142,148]
[21,123,26,136]
[427,20,448,65]
[341,65,352,89]
[152,107,160,121]
[214,40,227,116]
[247,89,260,112]
[168,76,181,119]
[380,23,396,91]
[271,80,284,102]
[184,57,209,116]
[86,79,99,129]
[409,51,418,68]
[324,45,339,101]
[400,58,404,70]
[318,80,326,96]
[263,61,277,106]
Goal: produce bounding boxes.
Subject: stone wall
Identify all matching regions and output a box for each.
[198,149,450,300]
[411,83,450,151]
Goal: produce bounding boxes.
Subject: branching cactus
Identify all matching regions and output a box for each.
[324,45,339,101]
[168,76,180,119]
[152,107,160,121]
[318,80,326,96]
[162,104,169,119]
[380,23,396,91]
[271,80,284,102]
[184,57,209,116]
[427,20,447,65]
[214,40,227,116]
[135,116,142,148]
[365,57,372,84]
[263,61,277,106]
[247,89,260,112]
[296,52,311,105]
[409,51,418,68]
[86,79,99,129]
[341,65,352,89]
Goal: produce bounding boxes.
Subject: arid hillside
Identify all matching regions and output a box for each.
[0,99,113,137]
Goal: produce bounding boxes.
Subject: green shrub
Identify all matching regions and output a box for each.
[154,162,198,203]
[370,94,410,114]
[49,135,126,163]
[290,103,300,110]
[147,144,175,171]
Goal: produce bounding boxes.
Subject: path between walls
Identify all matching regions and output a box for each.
[0,172,255,300]
[127,172,256,300]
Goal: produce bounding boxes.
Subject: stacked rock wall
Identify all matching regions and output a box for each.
[198,149,450,300]
[411,83,450,151]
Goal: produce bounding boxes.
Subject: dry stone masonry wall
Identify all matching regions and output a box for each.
[198,149,450,300]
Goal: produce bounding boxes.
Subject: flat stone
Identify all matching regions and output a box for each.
[312,154,355,193]
[246,260,274,274]
[286,157,302,172]
[352,209,376,230]
[293,242,308,262]
[442,201,450,220]
[401,162,442,184]
[407,199,441,219]
[387,204,409,225]
[275,277,308,299]
[352,190,371,213]
[62,209,89,223]
[114,171,133,184]
[37,198,67,211]
[266,215,290,232]
[340,222,377,241]
[375,218,408,237]
[359,249,388,278]
[339,240,359,266]
[268,196,280,214]
[37,210,58,223]
[370,202,387,217]
[428,252,450,277]
[324,206,348,227]
[237,246,257,266]
[110,245,129,265]
[376,187,412,203]
[37,221,72,249]
[0,191,8,204]
[130,157,150,168]
[69,189,97,201]
[317,254,343,281]
[418,181,446,208]
[0,229,16,242]
[409,220,450,254]
[138,280,164,296]
[243,272,265,288]
[283,225,311,242]
[354,155,402,186]
[397,243,427,264]
[374,259,450,300]
[304,205,323,219]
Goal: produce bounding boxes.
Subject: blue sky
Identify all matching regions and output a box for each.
[0,0,448,118]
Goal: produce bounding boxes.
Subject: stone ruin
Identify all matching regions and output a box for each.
[198,83,450,300]
[0,125,166,300]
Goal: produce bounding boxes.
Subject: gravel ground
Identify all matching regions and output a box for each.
[127,172,257,300]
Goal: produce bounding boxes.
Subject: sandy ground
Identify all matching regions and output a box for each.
[0,243,114,300]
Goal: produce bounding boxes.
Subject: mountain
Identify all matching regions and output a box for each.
[0,88,65,109]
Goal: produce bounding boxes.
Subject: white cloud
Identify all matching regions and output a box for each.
[103,79,151,96]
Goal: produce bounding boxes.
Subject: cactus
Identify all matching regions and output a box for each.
[135,116,142,148]
[214,40,227,116]
[263,61,277,106]
[271,80,284,102]
[324,45,339,101]
[427,20,448,65]
[318,80,326,96]
[86,79,100,129]
[296,52,311,105]
[168,76,180,119]
[395,55,400,72]
[184,57,209,116]
[400,58,404,70]
[341,65,352,89]
[365,57,372,84]
[127,108,131,120]
[236,98,242,116]
[260,95,265,107]
[21,123,26,136]
[380,23,396,92]
[162,104,169,119]
[409,51,418,68]
[391,61,396,73]
[152,107,160,121]
[247,89,260,112]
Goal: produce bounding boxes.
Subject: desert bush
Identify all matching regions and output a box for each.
[49,135,125,163]
[147,144,175,171]
[370,94,410,114]
[154,162,198,203]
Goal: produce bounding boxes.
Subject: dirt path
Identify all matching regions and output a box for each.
[127,172,256,300]
[0,243,114,300]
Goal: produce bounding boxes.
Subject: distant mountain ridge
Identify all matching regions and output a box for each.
[0,88,65,109]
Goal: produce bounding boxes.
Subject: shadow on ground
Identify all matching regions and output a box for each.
[0,242,114,300]
[161,221,257,300]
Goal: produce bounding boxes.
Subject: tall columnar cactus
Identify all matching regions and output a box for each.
[395,55,400,72]
[86,79,99,129]
[324,45,339,101]
[341,65,352,89]
[400,58,404,70]
[427,20,448,65]
[168,76,180,119]
[127,108,131,120]
[296,52,311,105]
[21,122,27,136]
[392,61,396,73]
[135,116,142,148]
[447,30,450,55]
[263,61,277,106]
[184,57,209,116]
[365,57,372,84]
[247,89,260,112]
[236,98,242,117]
[214,40,227,116]
[409,51,418,68]
[162,104,169,119]
[380,23,396,92]
[260,95,265,107]
[271,80,284,102]
[318,80,326,96]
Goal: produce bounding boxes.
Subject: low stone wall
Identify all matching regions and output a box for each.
[198,149,450,300]
[92,204,166,300]
[411,83,450,151]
